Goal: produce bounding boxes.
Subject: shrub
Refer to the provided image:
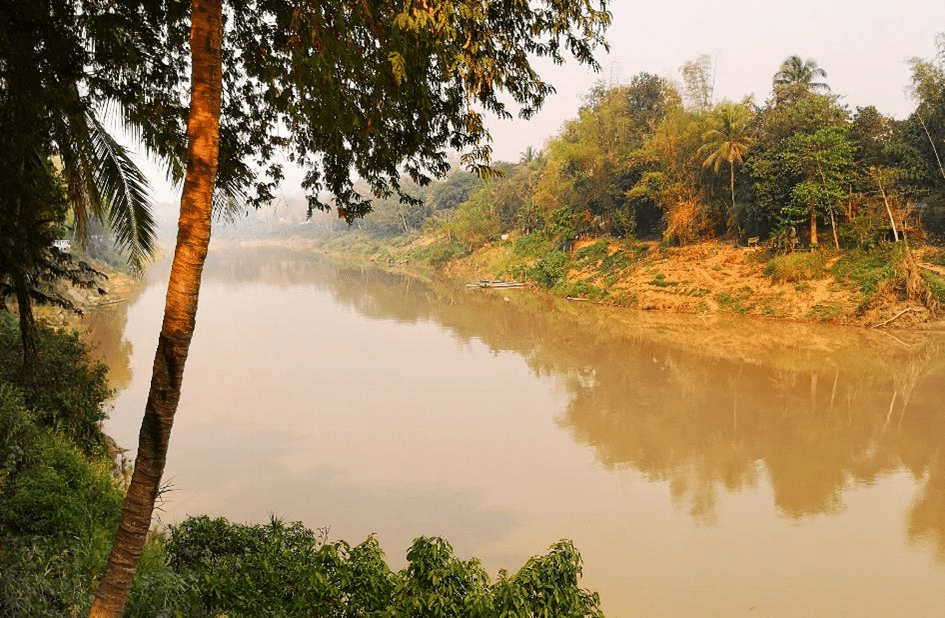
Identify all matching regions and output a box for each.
[529,250,570,289]
[830,243,905,302]
[765,251,827,283]
[136,515,604,618]
[0,432,122,542]
[0,320,112,457]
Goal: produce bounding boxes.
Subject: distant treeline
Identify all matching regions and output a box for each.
[304,42,945,253]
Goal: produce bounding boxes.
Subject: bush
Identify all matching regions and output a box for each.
[416,238,471,268]
[0,432,122,542]
[528,250,570,289]
[764,251,827,283]
[830,243,905,302]
[133,515,604,618]
[0,320,112,457]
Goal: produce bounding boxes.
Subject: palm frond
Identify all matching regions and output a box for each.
[87,113,157,271]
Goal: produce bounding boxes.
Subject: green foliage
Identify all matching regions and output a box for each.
[837,212,884,250]
[0,530,117,618]
[513,233,553,259]
[441,186,505,248]
[529,250,571,289]
[749,92,850,237]
[428,170,488,213]
[0,322,123,614]
[492,540,604,618]
[574,240,610,265]
[0,432,122,542]
[715,287,757,314]
[648,272,678,288]
[921,271,945,305]
[125,516,604,618]
[781,126,855,228]
[553,280,608,301]
[0,320,112,457]
[830,243,906,302]
[416,239,472,268]
[764,251,827,283]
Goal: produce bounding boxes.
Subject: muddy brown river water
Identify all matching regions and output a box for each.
[87,245,945,617]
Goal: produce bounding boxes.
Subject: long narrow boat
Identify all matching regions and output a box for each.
[466,279,526,289]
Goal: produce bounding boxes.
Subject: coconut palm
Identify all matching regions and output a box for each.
[0,5,156,372]
[773,55,830,93]
[701,103,755,231]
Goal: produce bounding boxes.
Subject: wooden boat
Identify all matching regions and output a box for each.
[466,279,525,289]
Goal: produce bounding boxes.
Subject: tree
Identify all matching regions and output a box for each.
[626,72,680,142]
[0,0,157,373]
[680,54,715,111]
[89,1,611,615]
[701,102,755,233]
[748,91,848,241]
[773,55,830,94]
[783,126,855,248]
[906,33,945,187]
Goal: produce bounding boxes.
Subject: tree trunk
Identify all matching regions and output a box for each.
[729,162,736,235]
[809,209,818,246]
[829,208,840,251]
[89,1,223,616]
[12,271,37,380]
[877,176,899,242]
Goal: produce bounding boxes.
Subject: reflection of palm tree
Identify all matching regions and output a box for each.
[773,56,830,93]
[701,103,754,230]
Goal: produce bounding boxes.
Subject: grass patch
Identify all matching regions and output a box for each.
[574,240,609,265]
[648,273,678,288]
[553,280,607,301]
[513,233,550,258]
[412,238,471,268]
[528,250,571,289]
[830,243,905,302]
[611,289,639,307]
[715,287,756,314]
[808,303,844,321]
[922,271,945,305]
[764,251,827,283]
[600,249,633,276]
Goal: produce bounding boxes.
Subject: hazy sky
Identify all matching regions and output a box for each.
[142,1,945,205]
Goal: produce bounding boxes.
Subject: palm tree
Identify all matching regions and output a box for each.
[89,0,223,614]
[773,55,830,93]
[701,103,754,232]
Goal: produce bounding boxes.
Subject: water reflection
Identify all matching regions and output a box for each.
[91,245,945,616]
[199,248,945,556]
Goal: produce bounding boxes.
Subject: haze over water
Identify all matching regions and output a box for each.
[88,245,945,617]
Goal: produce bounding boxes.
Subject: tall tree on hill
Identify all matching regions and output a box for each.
[906,33,945,188]
[701,102,755,233]
[773,55,830,94]
[89,1,611,615]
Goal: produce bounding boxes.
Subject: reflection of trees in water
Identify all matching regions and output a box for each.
[84,273,152,395]
[192,247,945,559]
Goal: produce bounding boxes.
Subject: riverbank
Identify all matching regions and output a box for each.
[271,231,945,330]
[33,260,142,331]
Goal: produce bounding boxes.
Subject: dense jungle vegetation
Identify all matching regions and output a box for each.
[293,44,945,319]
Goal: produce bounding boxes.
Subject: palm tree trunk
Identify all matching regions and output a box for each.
[729,163,736,235]
[89,1,223,615]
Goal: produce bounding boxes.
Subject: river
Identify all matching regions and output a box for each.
[86,245,945,617]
